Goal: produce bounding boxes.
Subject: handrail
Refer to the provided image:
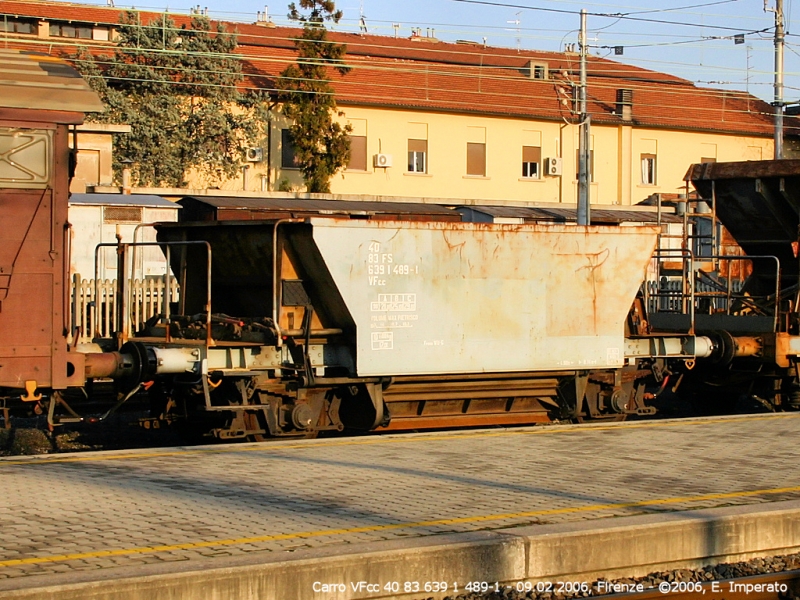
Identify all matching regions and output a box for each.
[94,240,212,346]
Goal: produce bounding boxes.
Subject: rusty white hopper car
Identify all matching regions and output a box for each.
[118,213,708,440]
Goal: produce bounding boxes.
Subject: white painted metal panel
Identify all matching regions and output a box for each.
[310,220,658,377]
[68,203,179,281]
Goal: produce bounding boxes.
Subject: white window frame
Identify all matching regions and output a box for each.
[408,139,427,173]
[641,153,656,185]
[522,145,541,179]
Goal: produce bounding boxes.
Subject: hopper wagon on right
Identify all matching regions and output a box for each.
[646,159,800,411]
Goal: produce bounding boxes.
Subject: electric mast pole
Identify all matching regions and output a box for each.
[773,0,785,159]
[577,8,591,225]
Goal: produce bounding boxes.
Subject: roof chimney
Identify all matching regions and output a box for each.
[616,88,633,121]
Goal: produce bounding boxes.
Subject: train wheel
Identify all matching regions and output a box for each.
[241,409,319,441]
[572,381,629,423]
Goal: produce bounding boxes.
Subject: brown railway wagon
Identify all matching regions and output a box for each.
[0,50,103,395]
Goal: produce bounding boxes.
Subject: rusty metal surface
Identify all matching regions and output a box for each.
[0,52,100,392]
[688,160,800,287]
[458,205,683,224]
[156,221,277,319]
[380,412,552,430]
[309,219,659,377]
[0,119,88,391]
[0,49,104,114]
[382,373,560,429]
[686,159,800,182]
[178,196,461,222]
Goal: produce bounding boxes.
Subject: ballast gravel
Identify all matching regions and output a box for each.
[415,552,800,600]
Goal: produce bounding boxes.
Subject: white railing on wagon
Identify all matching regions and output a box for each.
[70,274,179,344]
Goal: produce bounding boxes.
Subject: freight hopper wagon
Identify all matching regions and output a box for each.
[115,214,707,440]
[652,159,800,411]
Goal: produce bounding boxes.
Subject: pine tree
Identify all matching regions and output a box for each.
[76,11,264,187]
[277,0,351,193]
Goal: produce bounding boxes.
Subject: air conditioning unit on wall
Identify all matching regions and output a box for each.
[246,147,264,162]
[546,157,562,176]
[373,153,393,168]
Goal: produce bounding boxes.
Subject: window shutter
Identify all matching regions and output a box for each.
[522,146,541,163]
[467,142,486,176]
[408,139,427,153]
[347,135,367,171]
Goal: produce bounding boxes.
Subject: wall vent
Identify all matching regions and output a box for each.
[103,206,142,224]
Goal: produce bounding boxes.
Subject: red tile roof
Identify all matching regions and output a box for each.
[0,0,783,137]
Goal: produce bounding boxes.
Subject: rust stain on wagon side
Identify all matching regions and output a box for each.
[309,219,659,376]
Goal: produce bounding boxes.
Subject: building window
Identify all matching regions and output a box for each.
[641,153,656,185]
[522,146,541,178]
[347,135,367,171]
[49,23,93,38]
[1,18,35,34]
[466,142,486,176]
[281,129,299,169]
[528,61,548,80]
[408,139,427,173]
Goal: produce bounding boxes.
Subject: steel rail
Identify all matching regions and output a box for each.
[599,569,800,599]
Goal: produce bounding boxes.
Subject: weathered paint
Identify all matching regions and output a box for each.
[0,126,72,390]
[0,52,102,391]
[310,219,659,377]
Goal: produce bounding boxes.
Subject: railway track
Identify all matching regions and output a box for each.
[441,561,800,600]
[0,398,766,456]
[602,571,800,600]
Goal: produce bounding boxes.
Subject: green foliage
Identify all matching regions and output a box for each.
[277,0,351,193]
[277,178,295,192]
[76,11,264,187]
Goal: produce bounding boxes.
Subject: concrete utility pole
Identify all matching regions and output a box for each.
[771,0,785,159]
[577,8,591,225]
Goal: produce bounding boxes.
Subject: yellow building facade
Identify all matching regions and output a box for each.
[0,0,780,206]
[259,107,773,205]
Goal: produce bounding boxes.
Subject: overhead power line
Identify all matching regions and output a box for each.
[0,5,786,108]
[446,0,773,33]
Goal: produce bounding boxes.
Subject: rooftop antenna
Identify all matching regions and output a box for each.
[107,0,114,6]
[506,11,521,52]
[392,23,400,37]
[746,44,752,97]
[358,0,367,33]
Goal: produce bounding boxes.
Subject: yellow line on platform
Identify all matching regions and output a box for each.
[1,484,799,569]
[1,413,797,467]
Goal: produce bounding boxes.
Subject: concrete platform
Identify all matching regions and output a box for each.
[1,414,800,599]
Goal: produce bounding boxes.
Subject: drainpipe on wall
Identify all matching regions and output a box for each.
[121,167,132,195]
[266,103,275,191]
